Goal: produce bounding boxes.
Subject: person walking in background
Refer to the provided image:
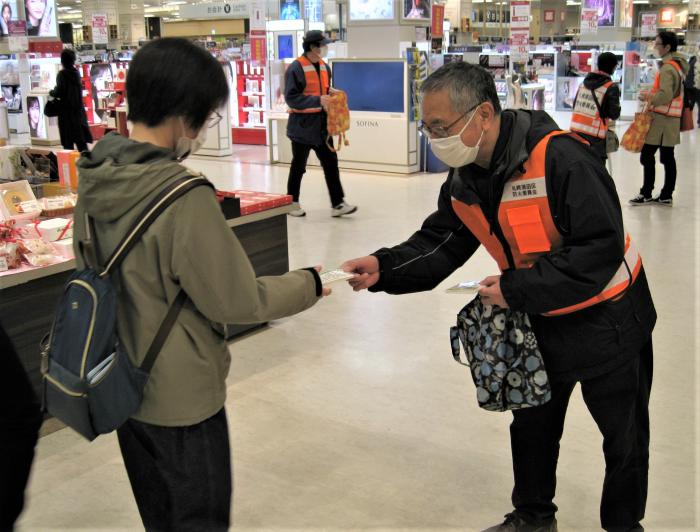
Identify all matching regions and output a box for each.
[570,51,621,162]
[50,49,92,152]
[0,322,43,530]
[284,30,357,218]
[630,31,688,207]
[74,38,328,530]
[683,43,700,126]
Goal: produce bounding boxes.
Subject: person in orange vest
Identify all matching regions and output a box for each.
[341,62,656,532]
[284,30,357,218]
[630,31,689,207]
[569,52,621,161]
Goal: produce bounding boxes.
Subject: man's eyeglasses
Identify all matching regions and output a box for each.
[207,111,223,129]
[418,102,481,139]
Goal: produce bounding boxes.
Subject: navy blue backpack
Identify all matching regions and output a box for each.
[41,176,212,440]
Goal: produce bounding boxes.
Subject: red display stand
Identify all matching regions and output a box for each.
[232,60,266,146]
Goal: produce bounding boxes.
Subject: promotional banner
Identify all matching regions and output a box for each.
[510,1,530,63]
[1,1,23,37]
[91,13,108,44]
[349,0,394,21]
[431,3,444,38]
[640,13,657,38]
[304,0,322,22]
[250,29,266,66]
[582,0,614,27]
[580,8,599,34]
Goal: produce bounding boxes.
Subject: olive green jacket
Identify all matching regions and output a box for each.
[74,133,321,426]
[647,53,689,147]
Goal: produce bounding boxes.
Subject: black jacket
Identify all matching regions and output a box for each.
[284,56,328,146]
[50,68,92,149]
[370,110,656,381]
[575,72,621,158]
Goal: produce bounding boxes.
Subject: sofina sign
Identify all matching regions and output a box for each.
[179,0,249,19]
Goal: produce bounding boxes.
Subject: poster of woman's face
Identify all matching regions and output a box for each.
[583,0,614,27]
[25,0,56,37]
[0,1,19,36]
[403,0,430,20]
[27,96,46,139]
[90,64,113,123]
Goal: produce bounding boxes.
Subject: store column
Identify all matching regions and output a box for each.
[81,0,119,46]
[118,0,146,46]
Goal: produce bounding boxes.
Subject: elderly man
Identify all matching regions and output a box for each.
[342,62,656,532]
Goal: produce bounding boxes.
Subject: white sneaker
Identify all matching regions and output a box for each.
[628,194,653,206]
[288,204,306,217]
[331,201,358,217]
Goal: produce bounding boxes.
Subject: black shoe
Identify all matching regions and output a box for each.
[482,512,558,532]
[629,194,653,206]
[651,196,673,207]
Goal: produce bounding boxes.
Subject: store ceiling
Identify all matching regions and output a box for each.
[56,0,199,24]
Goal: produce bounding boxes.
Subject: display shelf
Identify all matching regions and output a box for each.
[232,60,266,146]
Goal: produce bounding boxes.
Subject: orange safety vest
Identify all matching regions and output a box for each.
[651,60,684,118]
[450,131,642,317]
[288,55,330,114]
[570,76,614,139]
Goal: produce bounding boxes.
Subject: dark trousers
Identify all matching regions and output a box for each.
[62,140,88,152]
[510,341,653,532]
[117,408,232,532]
[640,144,676,200]
[0,324,43,531]
[287,138,345,207]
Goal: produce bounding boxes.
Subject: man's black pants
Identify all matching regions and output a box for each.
[510,341,653,532]
[287,138,345,207]
[117,408,232,532]
[0,324,43,530]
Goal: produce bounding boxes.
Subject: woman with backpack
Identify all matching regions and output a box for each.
[72,38,329,530]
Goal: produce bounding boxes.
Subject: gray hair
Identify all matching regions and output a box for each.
[420,61,502,115]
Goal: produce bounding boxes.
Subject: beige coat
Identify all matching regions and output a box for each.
[646,53,689,147]
[75,133,321,426]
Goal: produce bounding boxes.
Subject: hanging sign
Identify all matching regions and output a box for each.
[92,13,109,44]
[640,13,657,37]
[580,8,599,34]
[431,3,445,38]
[510,1,530,63]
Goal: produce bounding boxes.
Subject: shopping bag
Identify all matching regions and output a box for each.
[621,109,652,153]
[449,295,551,412]
[681,106,694,132]
[326,88,350,152]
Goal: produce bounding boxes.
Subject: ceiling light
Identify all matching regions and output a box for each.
[632,0,649,3]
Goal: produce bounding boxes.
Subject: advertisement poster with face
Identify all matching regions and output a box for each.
[90,63,114,124]
[27,95,46,139]
[350,0,394,21]
[25,0,56,36]
[0,0,21,36]
[583,0,614,27]
[556,77,583,110]
[279,0,300,20]
[403,0,430,20]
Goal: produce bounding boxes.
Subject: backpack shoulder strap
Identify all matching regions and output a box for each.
[100,175,213,277]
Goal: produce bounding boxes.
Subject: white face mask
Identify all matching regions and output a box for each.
[174,119,208,161]
[319,45,328,58]
[429,108,484,168]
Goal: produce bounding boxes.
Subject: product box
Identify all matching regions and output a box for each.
[57,150,80,190]
[0,180,41,222]
[53,238,75,259]
[36,218,73,242]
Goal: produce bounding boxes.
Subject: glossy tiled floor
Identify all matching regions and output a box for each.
[16,114,699,531]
